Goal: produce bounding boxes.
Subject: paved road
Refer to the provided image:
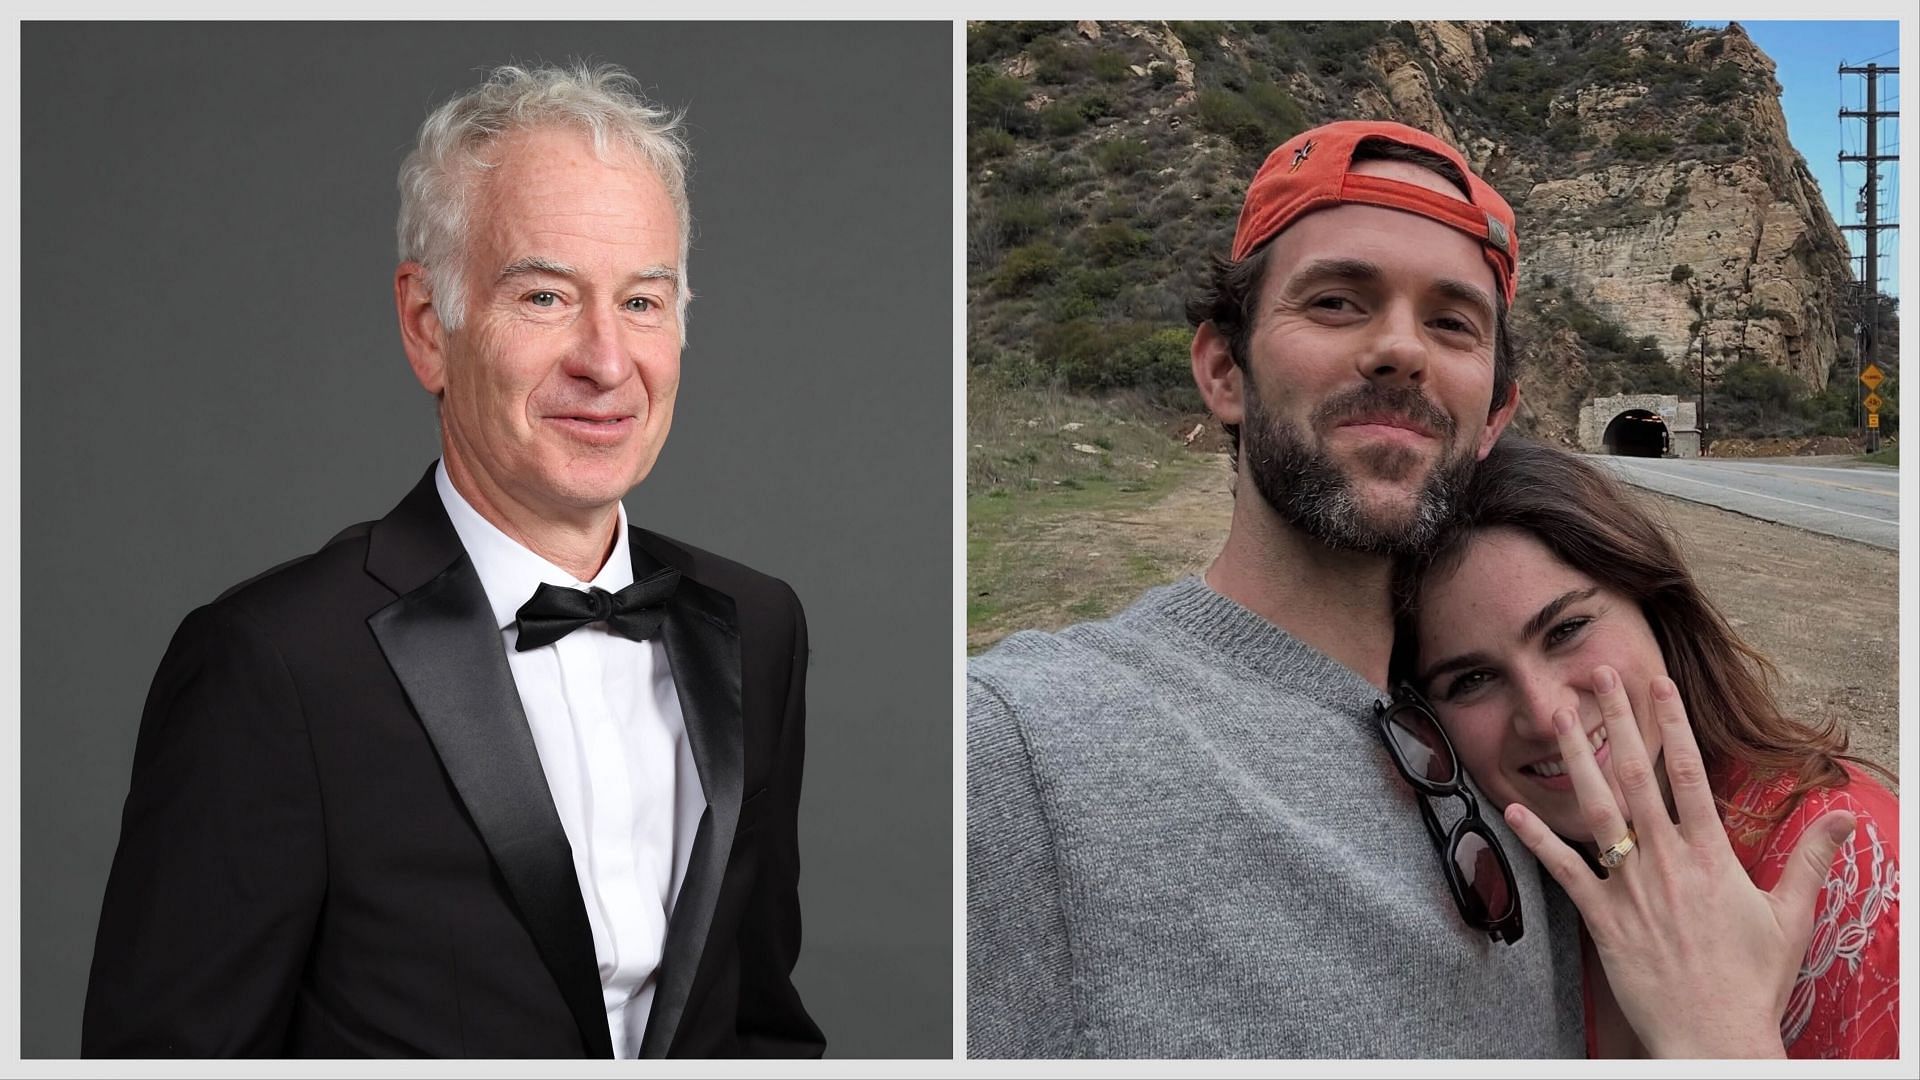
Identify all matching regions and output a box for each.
[1592,455,1898,551]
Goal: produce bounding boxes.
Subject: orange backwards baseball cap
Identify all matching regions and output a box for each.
[1231,120,1518,304]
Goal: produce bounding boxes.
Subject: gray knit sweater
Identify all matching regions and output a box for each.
[967,578,1585,1058]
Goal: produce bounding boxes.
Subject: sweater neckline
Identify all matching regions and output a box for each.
[1123,576,1389,715]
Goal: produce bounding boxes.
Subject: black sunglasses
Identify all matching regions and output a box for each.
[1373,683,1524,944]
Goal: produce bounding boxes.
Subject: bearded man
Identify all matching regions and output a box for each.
[966,121,1584,1058]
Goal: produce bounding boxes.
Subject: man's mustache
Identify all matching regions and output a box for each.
[1312,384,1457,438]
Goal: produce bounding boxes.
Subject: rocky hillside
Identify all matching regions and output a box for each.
[967,20,1886,441]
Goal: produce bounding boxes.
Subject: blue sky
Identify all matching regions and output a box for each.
[1695,20,1901,299]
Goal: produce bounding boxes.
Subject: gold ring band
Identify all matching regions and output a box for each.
[1598,827,1638,870]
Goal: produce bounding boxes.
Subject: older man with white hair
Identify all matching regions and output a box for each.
[83,63,823,1060]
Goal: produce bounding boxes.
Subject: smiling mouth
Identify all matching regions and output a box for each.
[550,413,634,424]
[1336,414,1436,439]
[1521,725,1608,778]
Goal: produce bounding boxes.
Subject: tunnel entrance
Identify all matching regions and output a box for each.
[1602,410,1669,457]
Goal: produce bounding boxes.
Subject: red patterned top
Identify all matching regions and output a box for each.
[1717,762,1900,1058]
[1585,763,1901,1057]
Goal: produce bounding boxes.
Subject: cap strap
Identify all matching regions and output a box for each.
[1336,173,1515,302]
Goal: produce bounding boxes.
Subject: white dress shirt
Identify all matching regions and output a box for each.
[436,461,704,1059]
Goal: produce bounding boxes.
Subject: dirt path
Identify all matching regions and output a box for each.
[1650,495,1899,781]
[976,453,1899,781]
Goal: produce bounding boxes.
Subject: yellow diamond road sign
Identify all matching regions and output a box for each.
[1869,413,1881,429]
[1863,392,1883,413]
[1860,364,1884,391]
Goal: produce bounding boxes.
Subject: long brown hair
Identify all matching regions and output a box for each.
[1391,436,1884,814]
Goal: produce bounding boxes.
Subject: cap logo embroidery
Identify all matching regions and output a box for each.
[1486,214,1510,254]
[1288,139,1316,173]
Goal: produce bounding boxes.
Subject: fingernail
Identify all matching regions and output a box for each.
[1594,667,1617,693]
[1652,677,1676,701]
[1505,805,1525,827]
[1827,814,1857,843]
[1553,708,1575,734]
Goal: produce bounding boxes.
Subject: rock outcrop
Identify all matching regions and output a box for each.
[1493,26,1854,390]
[967,20,1869,426]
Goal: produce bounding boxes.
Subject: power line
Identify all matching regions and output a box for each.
[1841,45,1899,65]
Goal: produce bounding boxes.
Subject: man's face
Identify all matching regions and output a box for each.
[424,126,683,521]
[1234,160,1511,555]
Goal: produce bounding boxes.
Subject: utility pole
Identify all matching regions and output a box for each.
[1698,324,1709,456]
[1839,62,1898,452]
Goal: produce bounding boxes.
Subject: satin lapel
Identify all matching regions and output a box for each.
[364,468,614,1060]
[631,532,743,1059]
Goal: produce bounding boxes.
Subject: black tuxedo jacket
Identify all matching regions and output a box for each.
[83,467,824,1058]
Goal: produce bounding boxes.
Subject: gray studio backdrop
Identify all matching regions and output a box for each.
[21,22,951,1058]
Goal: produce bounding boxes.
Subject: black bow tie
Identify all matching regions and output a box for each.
[512,567,682,652]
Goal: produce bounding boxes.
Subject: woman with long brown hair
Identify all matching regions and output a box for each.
[1392,436,1898,1058]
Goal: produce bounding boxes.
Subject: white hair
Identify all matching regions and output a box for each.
[396,61,693,340]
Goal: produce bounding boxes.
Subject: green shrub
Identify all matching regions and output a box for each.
[1034,319,1193,391]
[1626,335,1667,366]
[1718,360,1797,409]
[1700,64,1746,103]
[1196,84,1307,154]
[970,127,1016,164]
[1092,51,1131,83]
[968,66,1032,133]
[1170,21,1226,57]
[1714,359,1811,436]
[1079,92,1116,120]
[1670,263,1694,283]
[1631,54,1685,86]
[997,158,1065,195]
[1243,82,1307,139]
[1475,53,1562,125]
[1094,137,1150,174]
[1085,222,1151,265]
[1039,101,1088,136]
[1613,131,1677,160]
[1062,267,1126,302]
[1616,356,1692,396]
[1300,20,1392,58]
[995,243,1062,296]
[1800,386,1858,436]
[1124,327,1197,392]
[1044,293,1098,321]
[1196,88,1266,151]
[1545,120,1584,151]
[1029,37,1084,84]
[992,195,1054,246]
[965,22,1055,66]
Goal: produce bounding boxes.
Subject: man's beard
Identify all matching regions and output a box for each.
[1241,380,1475,557]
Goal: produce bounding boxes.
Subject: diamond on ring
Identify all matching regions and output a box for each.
[1598,827,1638,870]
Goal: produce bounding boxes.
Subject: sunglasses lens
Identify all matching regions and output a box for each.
[1383,703,1456,786]
[1453,827,1515,924]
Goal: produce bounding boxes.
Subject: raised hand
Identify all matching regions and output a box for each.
[1500,666,1856,1059]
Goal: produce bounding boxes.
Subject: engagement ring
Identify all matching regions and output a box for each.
[1598,828,1638,870]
